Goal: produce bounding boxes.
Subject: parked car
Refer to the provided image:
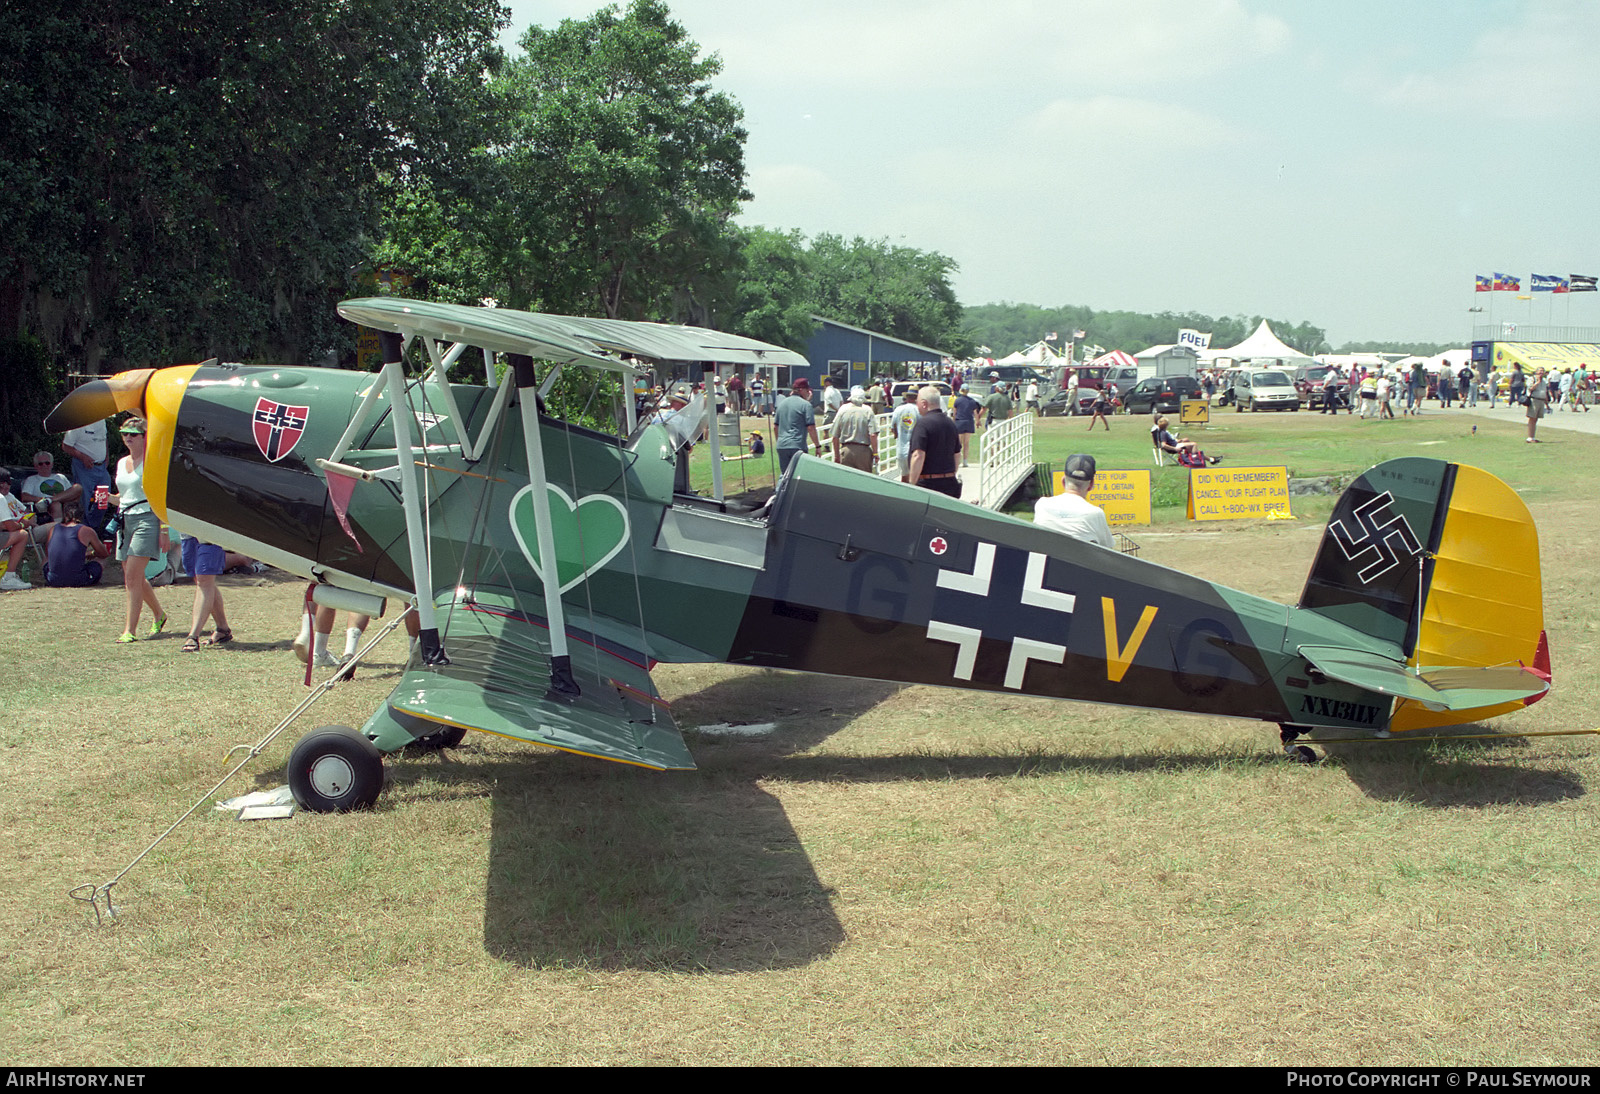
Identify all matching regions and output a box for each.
[980,364,1051,386]
[889,380,954,411]
[1123,376,1204,416]
[1292,364,1337,409]
[1232,369,1300,412]
[1039,388,1089,417]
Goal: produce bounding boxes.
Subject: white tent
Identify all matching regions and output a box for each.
[996,340,1065,367]
[1213,320,1310,363]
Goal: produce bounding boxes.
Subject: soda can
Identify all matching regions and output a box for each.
[94,484,109,509]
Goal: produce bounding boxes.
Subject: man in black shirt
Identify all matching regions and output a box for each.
[908,386,961,498]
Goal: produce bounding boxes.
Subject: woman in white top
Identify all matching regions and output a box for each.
[110,417,167,642]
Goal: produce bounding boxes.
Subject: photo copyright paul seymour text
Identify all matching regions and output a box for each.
[1288,1074,1591,1089]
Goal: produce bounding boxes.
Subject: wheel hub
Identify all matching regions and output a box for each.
[308,755,355,798]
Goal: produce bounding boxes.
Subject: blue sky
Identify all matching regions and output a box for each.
[502,1,1599,345]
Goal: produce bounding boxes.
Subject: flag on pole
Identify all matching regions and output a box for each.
[1474,275,1491,292]
[1571,274,1597,292]
[1531,273,1568,293]
[1493,273,1521,292]
[1178,328,1211,350]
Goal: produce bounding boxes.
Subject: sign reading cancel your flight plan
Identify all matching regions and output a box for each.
[1186,466,1292,521]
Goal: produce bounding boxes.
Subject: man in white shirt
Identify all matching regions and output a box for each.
[63,419,113,533]
[20,451,81,522]
[820,376,844,426]
[1033,454,1114,549]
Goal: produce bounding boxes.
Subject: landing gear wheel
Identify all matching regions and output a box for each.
[1278,724,1321,765]
[410,724,467,752]
[289,725,384,812]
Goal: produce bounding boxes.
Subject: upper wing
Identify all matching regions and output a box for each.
[376,589,694,771]
[335,297,808,370]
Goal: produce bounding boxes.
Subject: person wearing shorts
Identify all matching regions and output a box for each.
[180,535,233,651]
[951,385,979,466]
[112,417,167,642]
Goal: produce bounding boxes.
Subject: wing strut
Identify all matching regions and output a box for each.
[703,361,724,502]
[379,334,450,666]
[509,353,581,702]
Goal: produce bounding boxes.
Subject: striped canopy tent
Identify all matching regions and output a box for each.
[1088,349,1137,368]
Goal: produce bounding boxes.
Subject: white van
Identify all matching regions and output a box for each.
[1232,368,1300,412]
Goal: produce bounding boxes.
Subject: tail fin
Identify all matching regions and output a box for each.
[1299,458,1549,732]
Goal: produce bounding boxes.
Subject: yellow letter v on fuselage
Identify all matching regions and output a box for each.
[1101,598,1158,683]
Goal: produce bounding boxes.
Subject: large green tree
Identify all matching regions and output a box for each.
[807,234,969,355]
[0,0,506,374]
[380,0,748,322]
[721,226,816,349]
[719,229,972,356]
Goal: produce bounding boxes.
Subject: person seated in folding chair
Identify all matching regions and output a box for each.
[0,469,36,590]
[1152,416,1221,467]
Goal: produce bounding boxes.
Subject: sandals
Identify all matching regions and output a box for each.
[204,628,233,646]
[148,614,169,638]
[181,636,201,653]
[116,631,137,644]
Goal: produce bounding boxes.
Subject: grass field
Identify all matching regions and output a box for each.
[3,408,1596,1065]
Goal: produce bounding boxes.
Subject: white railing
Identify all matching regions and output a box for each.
[815,410,900,479]
[974,411,1035,509]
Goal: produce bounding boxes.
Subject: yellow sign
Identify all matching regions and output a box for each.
[1186,465,1291,522]
[1179,398,1210,425]
[1052,469,1151,526]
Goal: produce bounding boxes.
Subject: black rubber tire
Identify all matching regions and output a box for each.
[289,725,384,812]
[1290,745,1318,764]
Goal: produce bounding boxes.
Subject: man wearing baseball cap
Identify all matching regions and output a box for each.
[1034,454,1113,549]
[775,377,821,474]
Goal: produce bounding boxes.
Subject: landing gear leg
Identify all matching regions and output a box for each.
[1279,724,1319,764]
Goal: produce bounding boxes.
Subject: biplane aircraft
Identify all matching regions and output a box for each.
[45,299,1552,812]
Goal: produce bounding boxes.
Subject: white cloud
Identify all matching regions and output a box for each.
[1021,95,1249,154]
[1373,2,1600,121]
[699,0,1289,88]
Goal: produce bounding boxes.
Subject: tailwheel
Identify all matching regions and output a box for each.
[1279,725,1321,765]
[289,725,385,812]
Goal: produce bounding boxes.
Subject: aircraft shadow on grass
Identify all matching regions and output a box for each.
[467,671,904,971]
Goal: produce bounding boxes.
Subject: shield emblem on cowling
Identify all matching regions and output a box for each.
[252,398,309,462]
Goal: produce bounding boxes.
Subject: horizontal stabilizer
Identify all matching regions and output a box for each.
[1299,645,1549,712]
[386,596,694,771]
